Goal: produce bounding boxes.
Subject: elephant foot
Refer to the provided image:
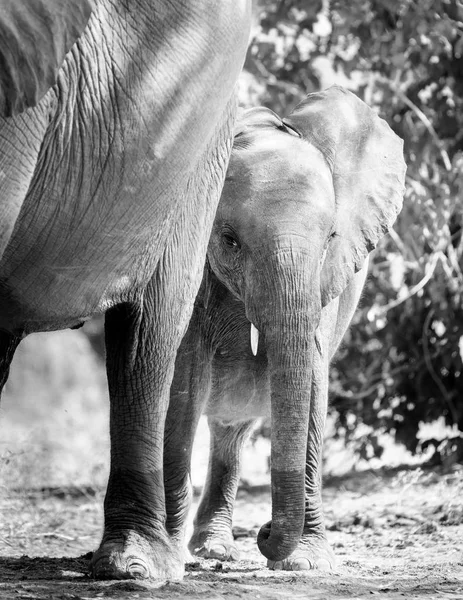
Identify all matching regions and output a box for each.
[90,531,184,581]
[189,530,240,561]
[267,536,335,572]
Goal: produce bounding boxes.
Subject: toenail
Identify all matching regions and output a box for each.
[315,558,332,571]
[292,557,313,571]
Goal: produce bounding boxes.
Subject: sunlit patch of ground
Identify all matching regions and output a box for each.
[0,466,462,599]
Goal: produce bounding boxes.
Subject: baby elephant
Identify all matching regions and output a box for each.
[164,86,406,570]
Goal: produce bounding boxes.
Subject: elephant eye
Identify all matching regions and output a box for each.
[222,232,240,251]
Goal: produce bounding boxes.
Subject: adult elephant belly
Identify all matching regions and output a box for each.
[0,115,207,335]
[0,223,159,336]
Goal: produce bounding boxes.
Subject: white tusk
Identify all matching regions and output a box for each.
[250,323,259,356]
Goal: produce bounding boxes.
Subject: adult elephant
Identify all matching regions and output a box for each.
[164,86,406,569]
[0,0,251,581]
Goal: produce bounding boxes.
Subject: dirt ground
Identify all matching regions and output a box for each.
[0,465,462,600]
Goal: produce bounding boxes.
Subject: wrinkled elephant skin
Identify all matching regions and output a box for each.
[0,0,251,582]
[165,86,406,570]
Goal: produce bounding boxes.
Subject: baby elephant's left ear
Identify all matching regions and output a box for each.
[284,85,406,307]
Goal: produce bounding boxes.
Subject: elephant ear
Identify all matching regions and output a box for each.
[0,0,92,117]
[284,85,406,307]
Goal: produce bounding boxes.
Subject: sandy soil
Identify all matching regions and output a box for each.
[1,465,462,600]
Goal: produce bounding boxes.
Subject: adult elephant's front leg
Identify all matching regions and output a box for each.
[91,282,186,581]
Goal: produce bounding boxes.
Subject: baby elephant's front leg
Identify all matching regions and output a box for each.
[189,418,256,561]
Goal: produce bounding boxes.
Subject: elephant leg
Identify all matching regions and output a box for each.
[0,331,21,392]
[163,338,210,550]
[189,417,256,561]
[268,303,337,572]
[90,291,185,580]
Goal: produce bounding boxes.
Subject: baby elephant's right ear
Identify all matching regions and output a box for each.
[284,85,406,307]
[0,0,92,117]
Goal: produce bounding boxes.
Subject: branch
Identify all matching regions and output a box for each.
[388,227,407,255]
[376,252,440,316]
[386,83,452,172]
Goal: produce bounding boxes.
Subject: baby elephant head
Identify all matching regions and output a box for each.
[207,85,406,561]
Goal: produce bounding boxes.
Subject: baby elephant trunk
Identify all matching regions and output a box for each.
[247,249,322,562]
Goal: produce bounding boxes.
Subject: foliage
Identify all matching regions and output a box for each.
[241,0,463,461]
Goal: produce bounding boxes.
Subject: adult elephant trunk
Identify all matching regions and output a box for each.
[247,248,322,562]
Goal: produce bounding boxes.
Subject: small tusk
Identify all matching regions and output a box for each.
[251,323,259,356]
